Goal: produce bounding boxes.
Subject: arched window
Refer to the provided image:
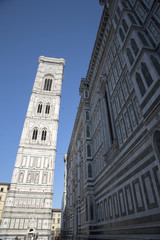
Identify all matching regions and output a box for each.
[19,172,24,183]
[43,173,47,184]
[37,103,42,113]
[88,163,92,178]
[41,129,47,141]
[32,129,38,140]
[150,55,160,76]
[119,28,125,42]
[86,111,89,120]
[114,14,118,25]
[122,1,129,8]
[136,72,146,97]
[154,130,160,160]
[45,104,50,114]
[126,48,134,65]
[86,125,90,138]
[128,13,136,24]
[138,32,149,46]
[131,38,139,56]
[84,90,89,98]
[87,144,91,157]
[141,62,153,87]
[122,19,128,33]
[116,6,121,17]
[90,200,94,220]
[44,78,52,91]
[35,173,39,183]
[86,198,88,221]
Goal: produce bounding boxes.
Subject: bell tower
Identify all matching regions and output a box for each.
[0,56,65,240]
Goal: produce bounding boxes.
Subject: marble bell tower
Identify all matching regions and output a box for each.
[0,56,65,240]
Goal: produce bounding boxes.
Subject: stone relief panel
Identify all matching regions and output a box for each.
[10,218,15,229]
[42,219,49,229]
[95,164,160,224]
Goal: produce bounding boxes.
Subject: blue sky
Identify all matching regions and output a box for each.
[0,0,102,208]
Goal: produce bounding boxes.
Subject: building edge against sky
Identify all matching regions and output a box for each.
[62,0,160,239]
[0,56,65,239]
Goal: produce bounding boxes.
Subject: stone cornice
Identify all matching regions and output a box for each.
[86,6,109,85]
[39,56,65,66]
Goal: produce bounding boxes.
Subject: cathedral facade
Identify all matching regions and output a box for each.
[0,56,65,240]
[62,0,160,239]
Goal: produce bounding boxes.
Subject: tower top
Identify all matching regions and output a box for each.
[39,56,65,66]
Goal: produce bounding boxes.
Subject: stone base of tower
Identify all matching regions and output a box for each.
[0,229,51,240]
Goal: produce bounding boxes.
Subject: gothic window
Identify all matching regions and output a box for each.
[136,72,146,97]
[119,28,125,42]
[115,37,120,50]
[154,131,160,161]
[150,55,160,76]
[129,0,136,6]
[97,203,100,222]
[105,90,114,143]
[116,6,121,17]
[87,144,91,157]
[122,1,129,9]
[131,38,139,56]
[141,62,153,87]
[86,125,90,138]
[88,163,92,178]
[122,19,128,33]
[86,198,88,221]
[27,172,31,182]
[84,90,89,98]
[90,200,94,220]
[45,104,50,114]
[43,173,47,184]
[126,48,134,65]
[43,78,52,91]
[32,129,38,140]
[114,14,118,25]
[41,129,47,141]
[138,32,149,46]
[19,172,24,183]
[86,111,89,120]
[35,173,39,183]
[128,13,137,24]
[37,103,42,113]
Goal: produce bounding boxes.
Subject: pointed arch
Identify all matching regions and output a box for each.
[32,128,38,140]
[86,125,90,138]
[88,163,92,178]
[131,38,139,56]
[37,103,43,113]
[122,19,128,33]
[41,129,47,141]
[141,62,153,87]
[87,144,91,157]
[45,104,50,114]
[119,28,125,42]
[126,48,134,65]
[43,78,52,91]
